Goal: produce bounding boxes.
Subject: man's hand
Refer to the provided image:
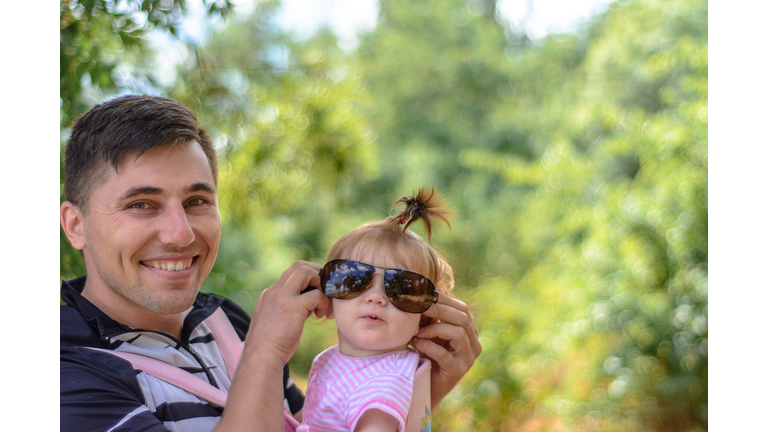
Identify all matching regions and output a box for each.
[246,260,332,365]
[410,293,482,411]
[215,261,331,432]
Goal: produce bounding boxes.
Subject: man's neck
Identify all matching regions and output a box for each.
[81,282,186,341]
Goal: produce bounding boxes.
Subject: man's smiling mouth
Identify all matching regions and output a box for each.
[142,257,196,271]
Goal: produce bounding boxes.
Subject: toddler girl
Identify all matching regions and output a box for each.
[298,187,454,432]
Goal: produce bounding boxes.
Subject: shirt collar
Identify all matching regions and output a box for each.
[61,276,132,338]
[60,276,225,343]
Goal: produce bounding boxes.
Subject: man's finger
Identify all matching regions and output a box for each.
[274,260,321,288]
[410,335,459,370]
[432,293,476,327]
[305,290,332,318]
[282,264,323,296]
[419,309,482,359]
[424,302,470,326]
[416,322,467,353]
[425,294,481,352]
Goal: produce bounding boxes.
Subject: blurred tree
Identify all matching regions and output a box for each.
[60,0,233,126]
[449,0,707,430]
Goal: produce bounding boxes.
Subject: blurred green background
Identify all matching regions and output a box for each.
[59,0,707,430]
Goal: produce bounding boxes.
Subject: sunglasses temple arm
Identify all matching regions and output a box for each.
[300,285,317,295]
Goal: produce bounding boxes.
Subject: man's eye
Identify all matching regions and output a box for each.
[187,198,206,206]
[130,202,151,210]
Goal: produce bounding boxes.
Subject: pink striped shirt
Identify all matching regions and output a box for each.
[297,345,419,432]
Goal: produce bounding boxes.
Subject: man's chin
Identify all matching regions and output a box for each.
[149,303,195,315]
[137,290,199,315]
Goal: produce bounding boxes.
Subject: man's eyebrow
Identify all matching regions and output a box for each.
[184,182,216,195]
[117,186,163,202]
[116,183,215,202]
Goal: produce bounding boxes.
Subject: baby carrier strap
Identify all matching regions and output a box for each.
[405,358,432,432]
[100,348,229,407]
[86,307,300,431]
[204,306,243,380]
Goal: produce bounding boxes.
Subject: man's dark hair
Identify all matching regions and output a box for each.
[64,95,218,212]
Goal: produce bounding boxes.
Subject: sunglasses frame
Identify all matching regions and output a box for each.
[320,259,440,314]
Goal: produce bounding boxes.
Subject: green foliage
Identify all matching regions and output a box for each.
[60,0,707,430]
[60,0,232,125]
[425,0,706,430]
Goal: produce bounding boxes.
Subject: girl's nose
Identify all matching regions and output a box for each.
[362,274,389,306]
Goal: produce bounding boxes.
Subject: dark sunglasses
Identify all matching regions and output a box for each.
[317,259,439,313]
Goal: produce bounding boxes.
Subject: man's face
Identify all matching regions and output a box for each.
[78,141,221,316]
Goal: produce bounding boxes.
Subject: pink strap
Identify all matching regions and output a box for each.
[205,307,244,380]
[284,410,301,430]
[104,349,229,407]
[87,307,299,431]
[84,308,245,408]
[405,358,431,432]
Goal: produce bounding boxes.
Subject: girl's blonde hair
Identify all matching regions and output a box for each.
[325,187,454,295]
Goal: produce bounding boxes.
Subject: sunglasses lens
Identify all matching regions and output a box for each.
[383,269,435,313]
[321,259,436,313]
[322,260,375,299]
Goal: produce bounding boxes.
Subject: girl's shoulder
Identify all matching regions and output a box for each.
[314,345,419,380]
[360,348,420,378]
[309,344,342,372]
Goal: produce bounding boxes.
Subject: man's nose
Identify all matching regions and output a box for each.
[157,202,195,247]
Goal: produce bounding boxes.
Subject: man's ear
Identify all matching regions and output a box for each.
[61,201,86,251]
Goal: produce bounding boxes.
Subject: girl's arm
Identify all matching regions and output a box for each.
[354,409,400,432]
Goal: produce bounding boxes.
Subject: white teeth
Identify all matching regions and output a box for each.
[149,260,191,271]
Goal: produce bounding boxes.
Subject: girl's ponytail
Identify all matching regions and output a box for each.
[391,187,453,243]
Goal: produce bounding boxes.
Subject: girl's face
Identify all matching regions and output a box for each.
[332,247,423,357]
